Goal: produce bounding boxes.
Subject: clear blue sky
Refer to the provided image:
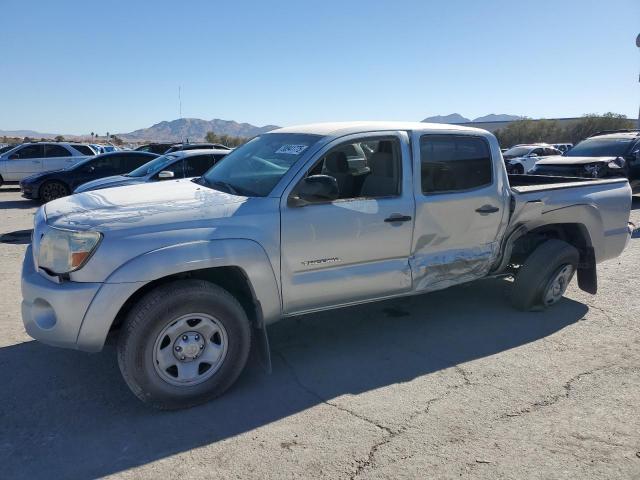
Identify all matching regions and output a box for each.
[1,0,638,135]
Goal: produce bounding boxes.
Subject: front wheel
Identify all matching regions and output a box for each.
[40,181,69,202]
[511,239,579,311]
[117,280,252,409]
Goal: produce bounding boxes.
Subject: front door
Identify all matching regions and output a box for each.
[280,132,415,314]
[4,144,44,181]
[410,132,507,292]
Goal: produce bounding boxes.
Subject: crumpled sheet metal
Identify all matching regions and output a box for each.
[410,242,500,293]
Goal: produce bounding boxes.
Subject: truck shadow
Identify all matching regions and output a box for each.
[0,278,587,479]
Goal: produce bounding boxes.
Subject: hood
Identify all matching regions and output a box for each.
[21,169,64,184]
[74,175,141,193]
[45,178,248,232]
[535,155,618,166]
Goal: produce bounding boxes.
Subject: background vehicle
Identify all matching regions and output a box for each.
[134,143,175,154]
[20,151,158,202]
[165,143,233,153]
[22,122,632,409]
[0,142,95,185]
[531,130,640,192]
[502,144,562,173]
[553,143,573,153]
[0,144,18,155]
[74,148,228,193]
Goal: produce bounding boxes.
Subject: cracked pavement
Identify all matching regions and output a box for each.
[0,188,639,479]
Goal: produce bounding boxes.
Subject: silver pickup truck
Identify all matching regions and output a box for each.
[21,122,634,409]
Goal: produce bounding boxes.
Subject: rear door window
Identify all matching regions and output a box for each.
[420,135,492,194]
[44,144,72,157]
[183,155,216,177]
[71,144,96,156]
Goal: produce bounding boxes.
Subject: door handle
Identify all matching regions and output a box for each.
[384,214,412,223]
[475,205,500,214]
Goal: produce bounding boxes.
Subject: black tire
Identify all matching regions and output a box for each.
[512,164,524,174]
[117,280,251,409]
[0,175,4,188]
[40,181,70,202]
[511,239,579,311]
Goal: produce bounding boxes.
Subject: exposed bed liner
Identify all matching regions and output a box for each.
[508,174,628,194]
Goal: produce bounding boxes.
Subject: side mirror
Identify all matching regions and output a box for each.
[288,175,339,207]
[157,170,175,179]
[84,165,95,173]
[8,153,19,160]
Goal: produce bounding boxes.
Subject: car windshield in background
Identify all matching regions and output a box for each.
[564,137,633,157]
[200,133,322,197]
[502,146,531,158]
[126,154,177,177]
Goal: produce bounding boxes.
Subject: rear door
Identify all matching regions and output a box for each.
[280,131,415,314]
[43,144,75,171]
[5,144,44,180]
[183,154,218,178]
[410,132,508,291]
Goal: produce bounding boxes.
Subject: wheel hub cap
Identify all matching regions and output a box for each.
[152,313,228,386]
[543,264,575,305]
[173,332,205,361]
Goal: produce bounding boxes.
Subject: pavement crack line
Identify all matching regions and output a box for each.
[499,364,613,420]
[274,349,473,479]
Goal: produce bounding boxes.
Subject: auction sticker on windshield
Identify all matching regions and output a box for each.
[276,145,309,155]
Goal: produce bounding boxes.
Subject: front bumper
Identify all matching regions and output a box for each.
[21,245,102,349]
[21,244,147,352]
[20,183,38,199]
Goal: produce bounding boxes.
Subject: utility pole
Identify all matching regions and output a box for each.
[636,34,640,128]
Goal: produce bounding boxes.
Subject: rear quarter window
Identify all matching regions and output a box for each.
[420,135,493,194]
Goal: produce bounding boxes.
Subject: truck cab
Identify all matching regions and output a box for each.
[21,122,633,409]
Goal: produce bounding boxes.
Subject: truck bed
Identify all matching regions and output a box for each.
[508,174,629,194]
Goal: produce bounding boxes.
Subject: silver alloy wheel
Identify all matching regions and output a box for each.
[542,264,575,306]
[152,313,228,386]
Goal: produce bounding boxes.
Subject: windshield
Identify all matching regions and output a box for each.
[126,154,177,177]
[564,137,633,157]
[503,146,532,158]
[200,133,322,196]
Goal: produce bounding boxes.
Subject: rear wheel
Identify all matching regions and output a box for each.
[512,164,524,174]
[511,239,578,311]
[40,181,69,202]
[117,280,252,409]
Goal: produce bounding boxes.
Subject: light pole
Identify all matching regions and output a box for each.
[637,34,640,128]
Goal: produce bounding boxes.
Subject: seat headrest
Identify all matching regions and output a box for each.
[369,152,394,176]
[325,151,349,173]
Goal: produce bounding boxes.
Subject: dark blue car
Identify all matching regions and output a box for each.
[20,151,158,202]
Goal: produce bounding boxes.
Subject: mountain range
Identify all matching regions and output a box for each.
[2,114,526,143]
[422,113,523,123]
[116,118,280,142]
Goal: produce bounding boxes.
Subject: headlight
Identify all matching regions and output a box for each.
[38,228,102,275]
[583,163,602,178]
[607,157,625,170]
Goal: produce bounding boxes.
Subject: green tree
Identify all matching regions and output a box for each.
[54,135,65,142]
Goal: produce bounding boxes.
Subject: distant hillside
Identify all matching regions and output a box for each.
[0,129,59,139]
[422,113,523,124]
[472,114,523,123]
[118,118,280,142]
[422,113,470,124]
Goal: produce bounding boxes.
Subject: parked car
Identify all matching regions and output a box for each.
[0,142,95,186]
[21,121,633,409]
[165,143,233,153]
[74,149,228,193]
[531,130,640,193]
[0,144,18,155]
[20,151,158,202]
[502,144,562,173]
[553,143,573,153]
[134,143,175,155]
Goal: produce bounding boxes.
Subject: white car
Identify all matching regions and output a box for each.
[502,144,562,174]
[0,142,95,185]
